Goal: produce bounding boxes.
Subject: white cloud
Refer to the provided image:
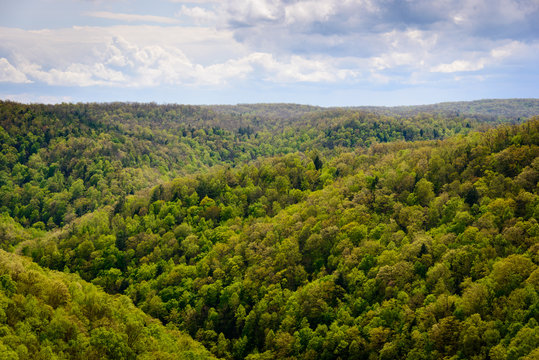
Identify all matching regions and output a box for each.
[1,1,538,92]
[0,58,31,83]
[87,11,179,24]
[200,0,539,62]
[237,53,358,83]
[175,6,218,24]
[431,60,486,73]
[17,60,126,86]
[489,41,528,59]
[0,25,360,88]
[284,1,335,25]
[0,25,244,66]
[430,40,536,73]
[450,0,539,28]
[225,0,283,24]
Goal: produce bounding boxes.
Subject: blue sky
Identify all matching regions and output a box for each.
[0,0,538,106]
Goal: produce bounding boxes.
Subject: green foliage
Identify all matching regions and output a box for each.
[1,100,539,359]
[0,100,520,231]
[0,250,216,359]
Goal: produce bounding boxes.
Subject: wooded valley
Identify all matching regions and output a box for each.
[0,99,538,359]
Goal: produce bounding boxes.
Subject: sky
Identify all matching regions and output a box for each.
[0,0,538,106]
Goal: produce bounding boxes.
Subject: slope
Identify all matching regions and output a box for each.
[0,99,529,232]
[350,98,539,120]
[15,117,539,359]
[0,249,216,359]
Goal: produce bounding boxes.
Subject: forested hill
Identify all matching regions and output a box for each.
[0,100,538,359]
[208,99,539,122]
[0,99,521,231]
[0,249,216,359]
[350,98,539,120]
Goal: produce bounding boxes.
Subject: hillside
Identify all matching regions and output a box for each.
[0,100,538,359]
[0,99,531,231]
[208,99,539,123]
[350,98,539,120]
[0,249,216,359]
[0,101,491,232]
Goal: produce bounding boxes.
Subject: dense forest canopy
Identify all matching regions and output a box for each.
[0,99,538,359]
[2,99,534,230]
[0,249,215,359]
[209,99,539,123]
[349,99,539,120]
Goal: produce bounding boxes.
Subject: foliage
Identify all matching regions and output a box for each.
[0,100,520,230]
[1,100,538,359]
[0,250,215,359]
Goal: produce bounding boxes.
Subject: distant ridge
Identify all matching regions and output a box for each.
[205,98,539,121]
[2,98,538,121]
[348,98,539,120]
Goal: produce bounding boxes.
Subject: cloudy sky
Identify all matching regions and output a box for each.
[0,0,538,106]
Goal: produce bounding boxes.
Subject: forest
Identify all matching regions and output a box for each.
[0,99,538,359]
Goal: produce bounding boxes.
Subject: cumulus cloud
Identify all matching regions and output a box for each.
[216,0,539,36]
[223,53,359,83]
[284,1,336,25]
[430,40,536,73]
[186,0,538,75]
[0,58,31,83]
[17,61,126,86]
[431,60,486,73]
[0,25,360,88]
[1,0,538,92]
[175,6,219,25]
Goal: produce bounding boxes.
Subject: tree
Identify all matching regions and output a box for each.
[414,178,435,206]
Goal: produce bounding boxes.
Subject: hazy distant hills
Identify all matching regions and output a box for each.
[350,98,539,119]
[208,98,539,122]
